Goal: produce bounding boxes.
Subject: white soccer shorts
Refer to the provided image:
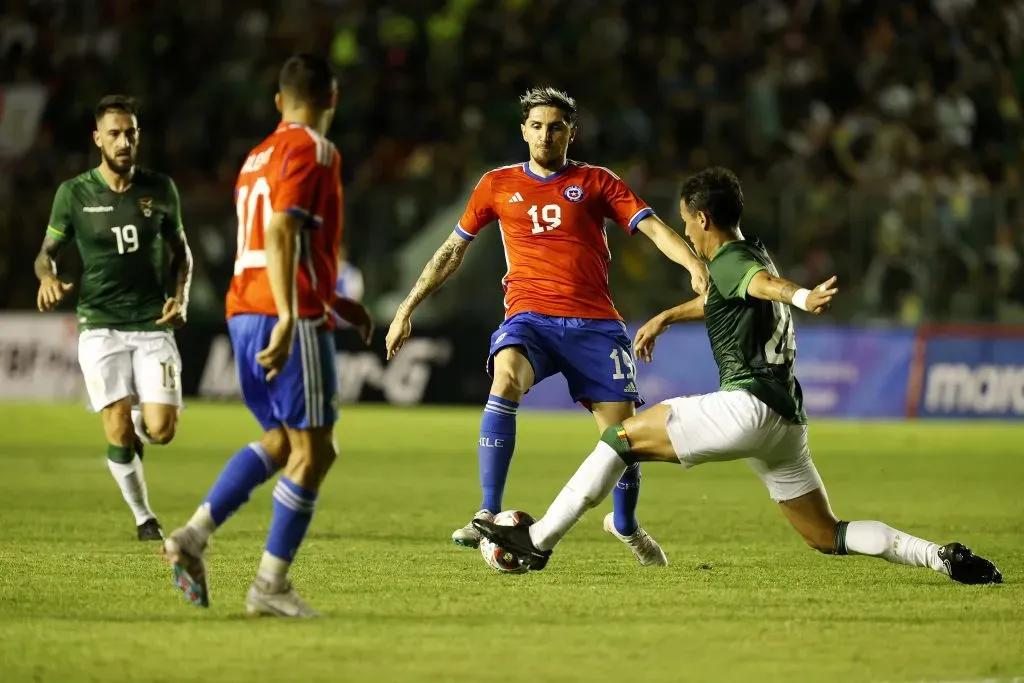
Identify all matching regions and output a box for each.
[78,329,183,412]
[662,390,823,502]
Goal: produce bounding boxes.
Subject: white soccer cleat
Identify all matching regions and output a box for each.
[161,526,210,607]
[245,577,320,618]
[603,512,669,566]
[451,509,494,548]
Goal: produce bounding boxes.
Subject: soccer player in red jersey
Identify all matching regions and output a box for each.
[386,87,709,565]
[162,54,344,617]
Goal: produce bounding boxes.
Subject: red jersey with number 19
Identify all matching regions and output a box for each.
[225,122,343,325]
[455,160,653,321]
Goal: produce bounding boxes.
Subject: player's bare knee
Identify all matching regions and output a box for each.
[490,347,533,401]
[146,416,178,444]
[490,368,528,402]
[286,449,335,487]
[143,409,179,446]
[101,401,134,445]
[260,429,291,469]
[283,428,337,488]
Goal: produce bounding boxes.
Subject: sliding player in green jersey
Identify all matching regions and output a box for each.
[35,95,193,541]
[475,166,1002,586]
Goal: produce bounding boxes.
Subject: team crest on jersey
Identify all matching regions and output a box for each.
[563,185,584,202]
[139,197,153,218]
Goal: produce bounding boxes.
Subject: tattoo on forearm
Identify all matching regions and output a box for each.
[779,282,797,302]
[34,235,65,282]
[399,237,467,314]
[169,236,193,304]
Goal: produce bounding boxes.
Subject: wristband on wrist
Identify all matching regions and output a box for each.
[791,288,811,311]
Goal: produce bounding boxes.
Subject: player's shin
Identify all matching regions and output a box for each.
[257,478,318,587]
[188,442,279,544]
[834,520,946,573]
[478,395,518,513]
[612,463,641,536]
[529,426,634,551]
[106,444,156,524]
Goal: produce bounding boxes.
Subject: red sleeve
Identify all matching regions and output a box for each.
[454,173,497,241]
[271,137,329,228]
[599,168,654,234]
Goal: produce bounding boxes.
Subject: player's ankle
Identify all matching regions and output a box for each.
[256,551,291,589]
[186,503,217,543]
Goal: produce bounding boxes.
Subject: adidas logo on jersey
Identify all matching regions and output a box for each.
[624,381,638,394]
[508,192,524,203]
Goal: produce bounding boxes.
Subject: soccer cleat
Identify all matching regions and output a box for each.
[938,543,1003,585]
[137,518,164,541]
[245,577,319,618]
[161,526,210,607]
[472,518,551,570]
[602,513,669,566]
[451,509,495,548]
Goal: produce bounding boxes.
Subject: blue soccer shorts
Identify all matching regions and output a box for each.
[486,312,644,409]
[227,314,339,431]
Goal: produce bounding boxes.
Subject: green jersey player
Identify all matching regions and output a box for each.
[474,166,1002,586]
[34,95,193,541]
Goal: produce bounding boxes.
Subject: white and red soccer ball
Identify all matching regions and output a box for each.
[479,510,536,574]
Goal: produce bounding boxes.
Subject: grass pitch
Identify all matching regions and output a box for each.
[0,402,1021,683]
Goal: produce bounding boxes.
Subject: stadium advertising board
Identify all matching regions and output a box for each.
[521,324,916,419]
[2,313,1020,420]
[177,323,490,407]
[909,325,1024,420]
[0,313,83,400]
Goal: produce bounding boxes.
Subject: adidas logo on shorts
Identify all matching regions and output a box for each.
[624,381,638,394]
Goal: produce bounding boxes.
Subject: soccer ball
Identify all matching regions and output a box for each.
[479,509,536,574]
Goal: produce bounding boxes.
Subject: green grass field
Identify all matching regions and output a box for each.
[0,403,1022,683]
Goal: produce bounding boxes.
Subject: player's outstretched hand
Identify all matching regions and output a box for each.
[256,317,296,381]
[806,276,839,315]
[156,297,187,328]
[633,316,669,363]
[36,277,72,312]
[385,313,412,360]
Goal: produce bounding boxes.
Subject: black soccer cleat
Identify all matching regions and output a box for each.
[137,518,164,541]
[938,542,1003,585]
[133,435,145,462]
[472,518,552,571]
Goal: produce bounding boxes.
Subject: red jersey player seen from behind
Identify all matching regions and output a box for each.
[386,87,709,564]
[162,53,357,618]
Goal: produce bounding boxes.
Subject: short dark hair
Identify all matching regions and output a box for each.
[95,95,138,122]
[679,167,744,230]
[279,53,337,109]
[520,87,578,126]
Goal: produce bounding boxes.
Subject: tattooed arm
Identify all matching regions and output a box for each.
[35,235,73,312]
[397,232,471,317]
[746,270,839,315]
[385,231,472,359]
[156,230,194,327]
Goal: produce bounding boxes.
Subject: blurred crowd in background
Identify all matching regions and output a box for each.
[2,0,1024,325]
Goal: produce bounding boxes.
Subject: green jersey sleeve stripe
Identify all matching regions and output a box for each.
[737,264,765,300]
[46,225,68,240]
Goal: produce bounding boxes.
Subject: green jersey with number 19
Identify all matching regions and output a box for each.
[46,167,184,332]
[704,238,807,424]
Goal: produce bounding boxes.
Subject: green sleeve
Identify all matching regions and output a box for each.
[46,183,74,242]
[709,247,765,300]
[162,178,184,238]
